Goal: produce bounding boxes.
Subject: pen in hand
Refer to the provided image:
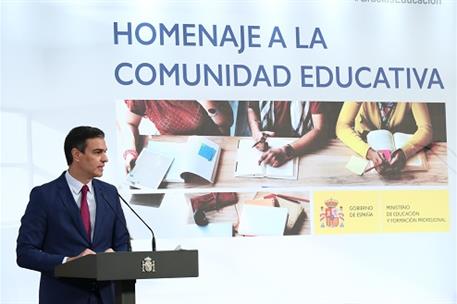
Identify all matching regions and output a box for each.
[363,161,388,175]
[252,133,268,148]
[252,134,270,158]
[363,149,388,175]
[252,139,264,148]
[363,164,381,174]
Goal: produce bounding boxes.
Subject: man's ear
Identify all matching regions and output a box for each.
[71,147,82,162]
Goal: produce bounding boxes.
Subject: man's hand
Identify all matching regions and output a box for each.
[104,248,115,253]
[66,248,96,263]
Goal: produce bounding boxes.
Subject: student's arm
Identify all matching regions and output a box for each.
[388,103,433,174]
[121,102,143,172]
[289,112,325,154]
[336,102,372,158]
[259,112,325,167]
[198,100,234,135]
[247,102,274,151]
[247,102,263,141]
[336,102,387,173]
[401,103,433,159]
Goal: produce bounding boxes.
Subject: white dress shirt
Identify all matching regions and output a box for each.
[65,171,97,240]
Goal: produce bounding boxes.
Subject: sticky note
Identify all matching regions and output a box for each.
[198,144,216,161]
[345,155,370,175]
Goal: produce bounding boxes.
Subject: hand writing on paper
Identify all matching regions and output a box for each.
[366,148,407,177]
[366,148,388,175]
[258,146,291,168]
[252,131,274,152]
[385,149,407,175]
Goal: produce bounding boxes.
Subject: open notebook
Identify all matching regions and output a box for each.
[235,138,298,180]
[367,130,429,171]
[126,149,173,189]
[147,136,221,183]
[129,136,221,187]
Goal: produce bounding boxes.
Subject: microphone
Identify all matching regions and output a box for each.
[117,192,157,252]
[101,191,156,252]
[100,192,132,252]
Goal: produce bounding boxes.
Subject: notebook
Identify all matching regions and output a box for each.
[237,204,288,236]
[146,136,222,183]
[367,130,428,171]
[126,149,173,189]
[235,138,298,179]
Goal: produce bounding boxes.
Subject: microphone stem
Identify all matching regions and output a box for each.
[118,193,156,252]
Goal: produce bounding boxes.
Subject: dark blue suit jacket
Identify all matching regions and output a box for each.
[17,172,130,304]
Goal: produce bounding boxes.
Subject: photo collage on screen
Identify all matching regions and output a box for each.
[116,100,448,239]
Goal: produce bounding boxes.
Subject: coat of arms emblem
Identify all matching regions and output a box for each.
[319,198,344,228]
[141,257,155,273]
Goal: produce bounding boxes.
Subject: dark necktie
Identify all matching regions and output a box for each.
[80,185,91,241]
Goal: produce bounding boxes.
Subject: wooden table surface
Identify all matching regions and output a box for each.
[130,136,448,193]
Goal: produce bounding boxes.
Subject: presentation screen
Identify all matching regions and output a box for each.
[1,1,455,304]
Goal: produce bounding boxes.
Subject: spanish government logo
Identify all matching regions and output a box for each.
[319,198,344,228]
[141,257,156,273]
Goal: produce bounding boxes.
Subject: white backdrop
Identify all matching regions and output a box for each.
[1,1,456,303]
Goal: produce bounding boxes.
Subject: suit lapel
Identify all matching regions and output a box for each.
[57,173,91,244]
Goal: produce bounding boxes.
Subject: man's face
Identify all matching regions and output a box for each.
[72,137,108,178]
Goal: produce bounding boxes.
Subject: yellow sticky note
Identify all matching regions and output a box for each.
[345,156,370,175]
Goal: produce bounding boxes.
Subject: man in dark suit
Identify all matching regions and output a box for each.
[17,126,130,304]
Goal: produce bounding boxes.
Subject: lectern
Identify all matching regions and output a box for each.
[55,250,199,304]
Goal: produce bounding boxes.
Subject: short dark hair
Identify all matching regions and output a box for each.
[64,126,105,165]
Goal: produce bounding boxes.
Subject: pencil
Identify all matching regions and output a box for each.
[252,139,264,148]
[363,164,381,174]
[252,133,268,148]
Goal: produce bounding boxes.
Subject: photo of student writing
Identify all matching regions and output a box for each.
[336,102,433,176]
[121,100,233,172]
[247,101,325,167]
[16,126,130,304]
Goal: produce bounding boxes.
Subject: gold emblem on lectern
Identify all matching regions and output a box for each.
[141,257,156,273]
